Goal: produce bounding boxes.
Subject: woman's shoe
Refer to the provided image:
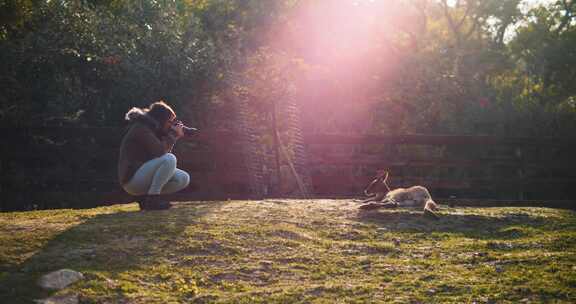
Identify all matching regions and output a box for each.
[139,195,172,211]
[137,200,148,210]
[135,196,148,210]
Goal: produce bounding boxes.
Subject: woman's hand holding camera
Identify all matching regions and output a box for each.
[171,121,185,138]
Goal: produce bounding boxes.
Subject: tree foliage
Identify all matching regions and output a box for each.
[0,0,575,136]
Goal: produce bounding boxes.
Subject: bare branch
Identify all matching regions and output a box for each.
[442,0,461,44]
[456,0,472,31]
[441,0,455,28]
[463,13,480,41]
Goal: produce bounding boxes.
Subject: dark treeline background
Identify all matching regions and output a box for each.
[1,0,576,211]
[1,0,575,136]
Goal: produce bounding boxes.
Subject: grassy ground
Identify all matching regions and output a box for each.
[0,199,575,303]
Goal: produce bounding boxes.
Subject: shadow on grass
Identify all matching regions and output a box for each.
[0,201,227,304]
[354,208,565,240]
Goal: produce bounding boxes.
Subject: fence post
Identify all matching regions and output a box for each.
[236,97,267,199]
[271,98,282,196]
[0,158,3,212]
[281,98,312,198]
[515,146,526,200]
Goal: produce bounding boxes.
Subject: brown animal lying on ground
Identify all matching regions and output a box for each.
[359,171,439,218]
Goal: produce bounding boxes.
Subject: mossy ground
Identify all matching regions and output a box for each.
[0,199,575,303]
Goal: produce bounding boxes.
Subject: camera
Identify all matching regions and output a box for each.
[172,120,198,137]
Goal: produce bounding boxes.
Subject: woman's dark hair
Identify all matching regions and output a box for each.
[147,101,176,125]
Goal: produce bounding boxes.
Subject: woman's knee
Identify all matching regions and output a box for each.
[161,153,177,167]
[179,170,190,188]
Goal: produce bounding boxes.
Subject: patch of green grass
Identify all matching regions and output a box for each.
[1,200,575,303]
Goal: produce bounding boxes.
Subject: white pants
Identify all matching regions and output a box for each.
[123,153,190,196]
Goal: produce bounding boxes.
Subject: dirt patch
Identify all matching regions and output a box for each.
[266,229,312,241]
[276,257,317,265]
[341,243,398,255]
[184,241,241,256]
[325,229,368,241]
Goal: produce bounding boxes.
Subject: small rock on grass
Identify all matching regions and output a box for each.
[259,260,273,268]
[38,269,84,290]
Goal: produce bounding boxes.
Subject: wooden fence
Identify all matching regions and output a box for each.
[0,127,249,211]
[1,127,575,211]
[304,134,576,207]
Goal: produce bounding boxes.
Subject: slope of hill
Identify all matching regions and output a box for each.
[1,200,575,303]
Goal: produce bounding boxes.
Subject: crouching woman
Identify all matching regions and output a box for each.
[118,101,190,210]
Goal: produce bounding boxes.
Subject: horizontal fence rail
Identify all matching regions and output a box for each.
[0,127,246,211]
[306,134,576,147]
[304,134,576,205]
[1,127,575,211]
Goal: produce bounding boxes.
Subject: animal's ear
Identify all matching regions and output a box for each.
[372,176,383,184]
[376,169,389,180]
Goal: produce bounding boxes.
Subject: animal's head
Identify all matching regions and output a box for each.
[363,170,391,196]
